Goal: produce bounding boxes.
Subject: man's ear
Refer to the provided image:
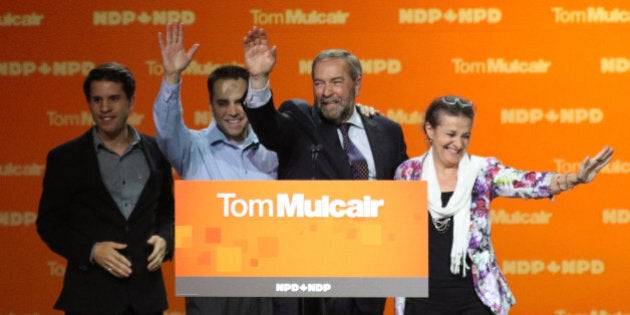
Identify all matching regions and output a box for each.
[354,76,362,97]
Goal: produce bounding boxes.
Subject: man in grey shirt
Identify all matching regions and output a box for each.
[37,62,175,315]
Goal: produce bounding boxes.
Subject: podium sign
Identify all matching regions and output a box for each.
[175,180,428,297]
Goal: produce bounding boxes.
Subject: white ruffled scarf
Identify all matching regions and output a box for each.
[421,147,483,276]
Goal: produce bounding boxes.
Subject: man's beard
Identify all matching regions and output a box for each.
[315,94,354,124]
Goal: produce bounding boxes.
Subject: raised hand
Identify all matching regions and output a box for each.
[158,21,199,84]
[576,146,614,184]
[243,26,276,88]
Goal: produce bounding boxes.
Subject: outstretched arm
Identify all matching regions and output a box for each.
[157,21,199,84]
[243,26,277,89]
[551,146,614,194]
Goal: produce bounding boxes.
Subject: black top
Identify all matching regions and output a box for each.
[427,191,477,298]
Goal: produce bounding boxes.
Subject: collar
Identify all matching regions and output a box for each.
[344,106,365,130]
[92,125,141,150]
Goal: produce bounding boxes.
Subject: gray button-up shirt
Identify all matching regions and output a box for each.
[93,126,149,220]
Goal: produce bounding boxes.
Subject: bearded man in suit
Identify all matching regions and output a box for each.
[242,27,408,315]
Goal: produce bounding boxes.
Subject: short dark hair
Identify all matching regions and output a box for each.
[207,65,249,102]
[311,49,362,82]
[424,95,475,135]
[83,62,135,101]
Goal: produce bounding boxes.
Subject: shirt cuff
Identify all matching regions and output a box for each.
[156,77,181,105]
[245,79,271,108]
[89,243,96,264]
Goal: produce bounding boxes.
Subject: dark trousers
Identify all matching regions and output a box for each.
[273,297,385,315]
[186,297,274,315]
[404,296,493,315]
[66,306,162,315]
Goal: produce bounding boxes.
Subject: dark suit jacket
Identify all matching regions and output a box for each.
[36,128,174,314]
[245,98,408,181]
[245,98,408,314]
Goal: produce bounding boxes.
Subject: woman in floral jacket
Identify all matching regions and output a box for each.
[394,96,613,315]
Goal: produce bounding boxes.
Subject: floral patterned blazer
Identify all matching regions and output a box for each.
[394,155,554,315]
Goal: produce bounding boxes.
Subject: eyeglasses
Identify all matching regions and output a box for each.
[441,96,473,108]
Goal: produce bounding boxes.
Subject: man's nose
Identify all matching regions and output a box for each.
[99,100,112,111]
[323,83,334,96]
[226,103,238,115]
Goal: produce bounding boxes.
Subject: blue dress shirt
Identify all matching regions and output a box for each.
[153,79,278,180]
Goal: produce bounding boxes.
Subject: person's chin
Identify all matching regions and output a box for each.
[97,124,117,134]
[227,128,246,139]
[451,156,465,164]
[321,108,342,122]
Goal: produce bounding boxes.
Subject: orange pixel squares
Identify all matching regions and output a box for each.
[258,237,279,258]
[217,246,242,273]
[205,227,221,243]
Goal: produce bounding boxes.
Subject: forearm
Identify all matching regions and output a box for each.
[244,97,295,153]
[153,79,192,173]
[37,158,94,265]
[164,70,181,85]
[37,205,94,265]
[550,173,584,195]
[249,74,269,90]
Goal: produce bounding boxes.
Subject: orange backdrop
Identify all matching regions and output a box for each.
[1,1,628,314]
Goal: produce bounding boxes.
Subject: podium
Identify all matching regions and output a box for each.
[174,180,428,298]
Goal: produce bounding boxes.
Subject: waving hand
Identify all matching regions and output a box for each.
[576,146,614,184]
[158,21,199,84]
[243,26,277,89]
